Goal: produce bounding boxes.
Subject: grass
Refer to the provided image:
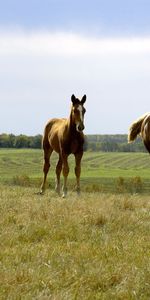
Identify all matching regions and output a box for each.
[0,185,150,299]
[0,149,150,193]
[0,149,150,298]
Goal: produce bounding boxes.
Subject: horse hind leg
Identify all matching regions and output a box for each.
[55,156,62,195]
[40,146,53,194]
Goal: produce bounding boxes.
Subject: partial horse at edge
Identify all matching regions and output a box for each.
[128,113,150,153]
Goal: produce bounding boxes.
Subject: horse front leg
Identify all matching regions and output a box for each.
[74,152,83,195]
[55,155,62,195]
[62,155,69,198]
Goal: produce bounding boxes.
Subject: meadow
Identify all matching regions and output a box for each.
[0,186,150,299]
[0,148,150,193]
[0,149,150,299]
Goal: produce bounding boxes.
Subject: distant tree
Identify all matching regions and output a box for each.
[0,134,10,147]
[9,134,16,147]
[14,135,30,148]
[87,142,97,151]
[30,135,42,148]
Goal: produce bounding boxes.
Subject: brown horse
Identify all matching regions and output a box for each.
[128,113,150,153]
[40,94,86,197]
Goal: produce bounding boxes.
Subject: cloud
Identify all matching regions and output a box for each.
[0,29,150,134]
[1,30,150,56]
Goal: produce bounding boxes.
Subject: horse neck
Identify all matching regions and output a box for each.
[67,110,77,134]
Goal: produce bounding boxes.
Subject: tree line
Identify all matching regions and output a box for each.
[0,134,42,149]
[0,133,146,152]
[86,134,146,152]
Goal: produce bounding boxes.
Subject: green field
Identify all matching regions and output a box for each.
[0,149,150,299]
[0,148,150,193]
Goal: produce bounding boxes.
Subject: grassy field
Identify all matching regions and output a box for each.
[0,149,150,299]
[0,185,150,299]
[0,148,150,193]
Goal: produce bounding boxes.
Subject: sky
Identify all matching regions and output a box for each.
[0,0,150,135]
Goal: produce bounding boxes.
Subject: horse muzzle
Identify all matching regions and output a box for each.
[77,123,85,132]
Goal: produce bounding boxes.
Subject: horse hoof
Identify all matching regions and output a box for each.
[62,193,66,198]
[55,188,61,196]
[39,190,44,195]
[76,188,80,196]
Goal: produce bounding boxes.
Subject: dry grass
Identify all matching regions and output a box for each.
[0,185,150,299]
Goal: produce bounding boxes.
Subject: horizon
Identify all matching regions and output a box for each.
[0,132,129,136]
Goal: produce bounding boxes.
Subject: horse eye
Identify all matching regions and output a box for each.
[83,108,86,114]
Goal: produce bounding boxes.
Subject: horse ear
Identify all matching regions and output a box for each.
[71,94,77,105]
[81,95,86,104]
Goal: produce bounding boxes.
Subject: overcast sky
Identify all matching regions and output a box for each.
[0,0,150,135]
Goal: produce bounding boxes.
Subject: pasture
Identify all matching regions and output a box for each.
[0,148,150,193]
[0,149,150,299]
[0,186,150,299]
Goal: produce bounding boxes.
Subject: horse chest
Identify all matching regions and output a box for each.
[70,139,80,153]
[63,135,83,154]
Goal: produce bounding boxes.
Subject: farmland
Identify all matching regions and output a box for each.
[0,148,150,193]
[0,149,150,299]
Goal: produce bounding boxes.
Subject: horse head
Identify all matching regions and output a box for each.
[71,94,86,132]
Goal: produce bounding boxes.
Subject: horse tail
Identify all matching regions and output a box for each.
[128,114,148,143]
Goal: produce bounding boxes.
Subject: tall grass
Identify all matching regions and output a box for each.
[0,185,150,299]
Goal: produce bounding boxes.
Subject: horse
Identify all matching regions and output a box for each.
[128,113,150,153]
[40,94,86,197]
